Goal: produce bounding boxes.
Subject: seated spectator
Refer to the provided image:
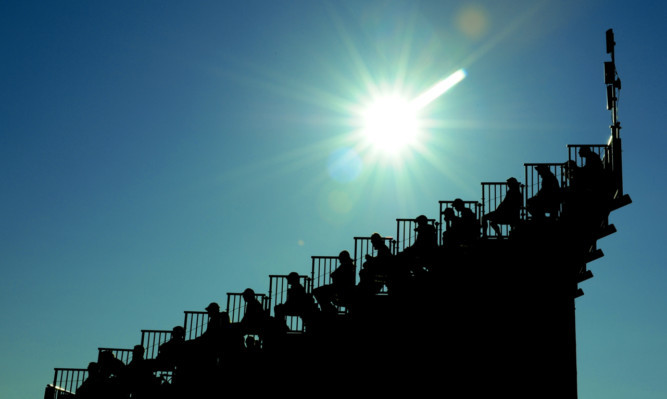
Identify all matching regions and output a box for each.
[121,345,161,399]
[482,177,523,238]
[402,215,438,262]
[274,272,316,324]
[240,288,270,335]
[76,362,109,399]
[156,326,186,370]
[527,165,561,220]
[195,302,243,362]
[313,250,356,314]
[442,199,479,247]
[358,233,394,295]
[97,350,125,382]
[578,146,605,190]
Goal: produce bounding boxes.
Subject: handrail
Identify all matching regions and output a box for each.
[310,255,340,290]
[97,347,133,365]
[226,292,269,324]
[395,218,437,253]
[183,311,209,340]
[140,329,173,360]
[523,162,566,220]
[47,368,87,398]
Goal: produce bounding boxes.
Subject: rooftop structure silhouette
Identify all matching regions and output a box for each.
[44,29,631,399]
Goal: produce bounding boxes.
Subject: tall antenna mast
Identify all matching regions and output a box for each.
[604,29,621,138]
[604,29,626,198]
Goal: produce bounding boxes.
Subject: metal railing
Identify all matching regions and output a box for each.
[154,369,173,385]
[97,347,133,365]
[395,218,437,253]
[523,163,566,220]
[353,235,396,266]
[183,311,209,341]
[566,144,617,200]
[46,368,87,398]
[567,144,610,170]
[226,292,269,324]
[140,329,173,360]
[311,255,342,290]
[354,235,395,294]
[44,384,76,399]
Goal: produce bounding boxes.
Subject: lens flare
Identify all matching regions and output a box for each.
[412,69,467,110]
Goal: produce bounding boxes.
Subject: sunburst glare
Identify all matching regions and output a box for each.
[357,68,467,160]
[361,95,420,156]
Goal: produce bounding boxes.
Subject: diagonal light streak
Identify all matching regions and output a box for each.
[411,69,467,110]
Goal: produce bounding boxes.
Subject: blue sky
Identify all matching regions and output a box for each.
[1,1,665,398]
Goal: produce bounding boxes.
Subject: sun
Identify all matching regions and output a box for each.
[358,69,467,159]
[361,95,420,156]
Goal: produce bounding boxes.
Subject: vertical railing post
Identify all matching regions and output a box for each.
[140,330,172,360]
[311,255,340,289]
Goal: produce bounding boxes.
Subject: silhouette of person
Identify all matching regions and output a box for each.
[76,362,110,399]
[579,146,614,200]
[578,146,603,182]
[106,345,161,399]
[127,345,161,397]
[482,177,523,238]
[403,215,438,259]
[274,272,316,324]
[442,199,479,247]
[240,288,269,335]
[358,233,393,294]
[189,302,230,368]
[156,326,186,370]
[563,148,613,234]
[313,250,356,314]
[196,303,229,344]
[97,350,125,381]
[526,165,561,220]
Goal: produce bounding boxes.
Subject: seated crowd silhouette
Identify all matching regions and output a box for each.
[59,145,619,399]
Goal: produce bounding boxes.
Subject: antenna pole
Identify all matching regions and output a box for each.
[605,29,624,197]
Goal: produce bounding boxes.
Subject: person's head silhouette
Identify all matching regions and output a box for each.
[507,177,520,189]
[206,302,220,314]
[242,288,255,302]
[287,272,300,285]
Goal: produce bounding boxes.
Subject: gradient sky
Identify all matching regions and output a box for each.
[2,1,666,398]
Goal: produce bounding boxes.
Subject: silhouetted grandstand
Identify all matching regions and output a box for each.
[44,29,631,399]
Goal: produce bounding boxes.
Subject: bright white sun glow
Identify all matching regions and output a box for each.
[360,69,467,157]
[362,96,419,155]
